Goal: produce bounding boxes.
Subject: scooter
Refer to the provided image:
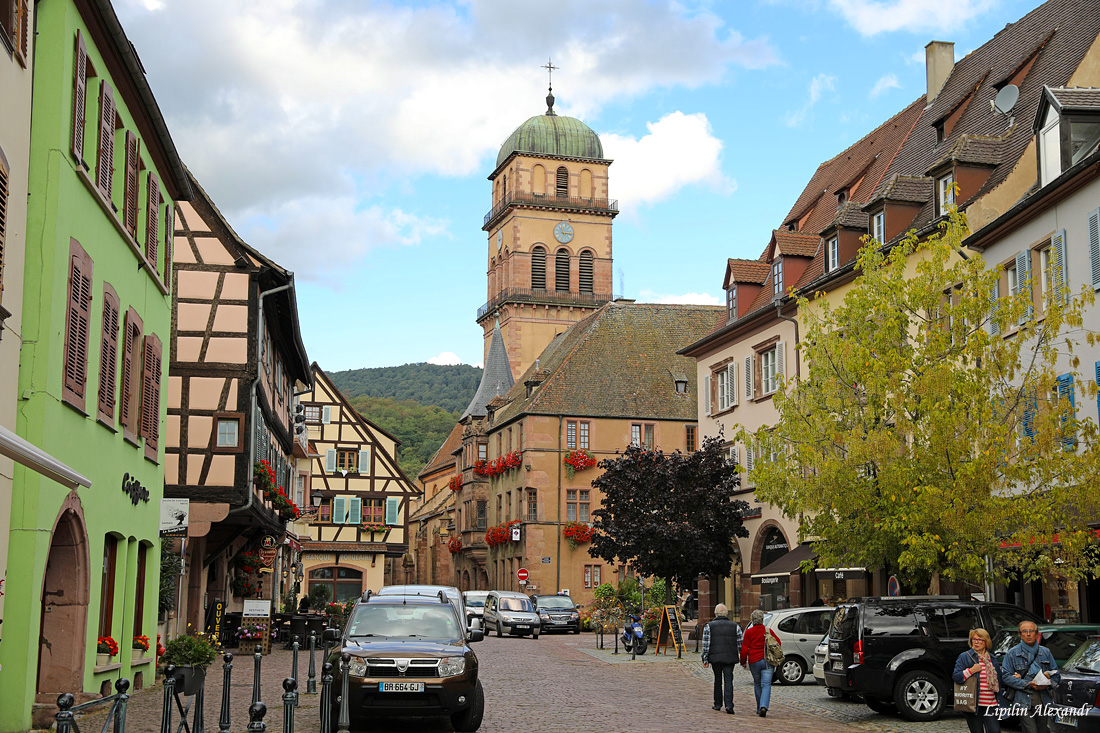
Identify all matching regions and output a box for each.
[620,614,648,655]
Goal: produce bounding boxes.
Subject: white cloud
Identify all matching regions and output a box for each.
[827,0,996,35]
[427,352,465,366]
[602,112,733,209]
[638,290,724,305]
[869,73,900,98]
[785,74,837,127]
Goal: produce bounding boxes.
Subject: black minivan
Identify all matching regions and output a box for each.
[823,597,1041,721]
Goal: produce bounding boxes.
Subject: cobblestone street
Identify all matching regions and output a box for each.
[74,632,975,733]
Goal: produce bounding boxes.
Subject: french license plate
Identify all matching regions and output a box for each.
[1055,713,1077,727]
[516,624,530,629]
[379,682,424,693]
[833,661,845,671]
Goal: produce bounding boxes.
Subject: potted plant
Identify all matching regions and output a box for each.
[132,634,151,660]
[161,632,218,695]
[96,636,118,665]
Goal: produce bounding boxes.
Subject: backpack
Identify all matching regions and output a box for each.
[764,629,784,667]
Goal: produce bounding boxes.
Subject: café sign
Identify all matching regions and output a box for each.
[122,473,150,505]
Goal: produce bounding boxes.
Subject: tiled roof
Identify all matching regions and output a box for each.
[830,202,869,231]
[773,229,819,257]
[417,422,463,479]
[727,259,770,284]
[1047,86,1100,110]
[873,0,1100,235]
[863,175,933,207]
[408,484,455,521]
[491,302,725,424]
[301,541,388,553]
[462,321,514,418]
[783,98,925,236]
[926,134,1005,172]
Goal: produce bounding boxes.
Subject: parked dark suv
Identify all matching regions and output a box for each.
[322,591,484,732]
[823,596,1041,721]
[531,594,581,634]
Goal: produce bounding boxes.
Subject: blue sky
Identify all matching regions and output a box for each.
[115,0,1040,371]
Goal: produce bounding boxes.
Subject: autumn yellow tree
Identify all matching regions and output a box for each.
[740,211,1100,588]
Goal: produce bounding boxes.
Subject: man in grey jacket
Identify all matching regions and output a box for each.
[701,603,743,714]
[1001,620,1060,733]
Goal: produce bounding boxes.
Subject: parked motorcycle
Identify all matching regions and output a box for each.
[620,614,648,655]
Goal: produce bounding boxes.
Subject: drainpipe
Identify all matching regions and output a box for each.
[774,300,801,381]
[556,415,563,594]
[229,282,292,519]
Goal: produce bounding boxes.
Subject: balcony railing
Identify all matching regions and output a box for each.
[483,190,618,228]
[477,288,613,320]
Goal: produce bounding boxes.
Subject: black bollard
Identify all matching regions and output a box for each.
[306,632,317,695]
[281,678,297,733]
[55,693,75,733]
[246,702,266,733]
[336,653,351,733]
[290,637,300,708]
[252,645,263,705]
[161,665,177,733]
[218,653,233,733]
[319,663,333,733]
[193,672,206,733]
[113,678,131,733]
[613,626,619,654]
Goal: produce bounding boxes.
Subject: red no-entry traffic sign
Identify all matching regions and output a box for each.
[517,568,529,581]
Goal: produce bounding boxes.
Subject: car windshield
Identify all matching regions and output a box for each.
[1065,639,1100,673]
[464,593,488,608]
[536,597,574,609]
[501,598,534,612]
[346,604,460,639]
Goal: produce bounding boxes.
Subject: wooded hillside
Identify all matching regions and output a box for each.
[348,395,460,480]
[329,363,482,414]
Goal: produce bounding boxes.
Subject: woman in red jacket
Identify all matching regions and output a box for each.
[740,609,774,717]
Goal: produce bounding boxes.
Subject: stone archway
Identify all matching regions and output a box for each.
[37,495,90,695]
[461,570,471,592]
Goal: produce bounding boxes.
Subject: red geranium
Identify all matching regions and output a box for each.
[563,450,596,478]
[97,636,119,656]
[562,521,594,548]
[448,475,462,491]
[448,537,462,553]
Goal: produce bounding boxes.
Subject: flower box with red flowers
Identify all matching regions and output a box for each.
[473,451,522,477]
[448,475,463,491]
[97,636,119,657]
[484,520,521,547]
[563,450,596,477]
[448,537,462,553]
[562,521,594,548]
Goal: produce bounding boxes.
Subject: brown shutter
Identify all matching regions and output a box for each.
[123,132,139,236]
[0,158,7,303]
[62,238,93,410]
[141,333,162,460]
[97,284,120,422]
[120,307,142,436]
[96,81,115,198]
[145,172,160,265]
[15,0,28,63]
[163,203,173,287]
[71,32,87,162]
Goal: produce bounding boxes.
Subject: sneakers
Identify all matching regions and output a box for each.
[725,708,735,714]
[758,707,767,717]
[711,705,722,711]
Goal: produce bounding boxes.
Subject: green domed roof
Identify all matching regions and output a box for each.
[496,113,605,168]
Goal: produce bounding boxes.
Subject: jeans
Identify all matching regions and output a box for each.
[711,662,734,709]
[965,706,1001,733]
[1018,705,1050,733]
[749,659,773,710]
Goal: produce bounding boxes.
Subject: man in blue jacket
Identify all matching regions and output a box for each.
[1001,620,1059,733]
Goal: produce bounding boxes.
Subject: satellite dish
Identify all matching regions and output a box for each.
[993,85,1019,115]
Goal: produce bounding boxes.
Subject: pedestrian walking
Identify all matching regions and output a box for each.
[740,609,775,717]
[679,588,693,620]
[701,603,743,714]
[1002,620,1059,733]
[952,627,1004,733]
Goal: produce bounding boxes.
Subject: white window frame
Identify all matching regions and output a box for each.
[716,369,728,411]
[1007,262,1019,299]
[726,286,736,320]
[1040,107,1061,187]
[826,237,839,272]
[761,348,777,395]
[772,259,784,297]
[937,172,955,217]
[872,211,885,243]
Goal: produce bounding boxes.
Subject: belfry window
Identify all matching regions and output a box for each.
[579,250,594,294]
[556,166,568,197]
[556,248,570,291]
[531,246,546,290]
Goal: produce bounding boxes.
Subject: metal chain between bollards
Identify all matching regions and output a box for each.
[218,653,233,733]
[336,653,351,733]
[319,662,333,733]
[281,678,297,733]
[306,631,318,695]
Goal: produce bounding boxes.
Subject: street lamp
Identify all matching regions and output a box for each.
[312,494,323,508]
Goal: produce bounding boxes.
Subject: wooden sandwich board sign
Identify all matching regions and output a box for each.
[656,605,685,655]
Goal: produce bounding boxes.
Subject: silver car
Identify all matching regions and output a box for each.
[483,590,540,639]
[763,606,836,685]
[377,584,479,633]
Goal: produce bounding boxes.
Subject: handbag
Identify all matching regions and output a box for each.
[954,650,979,713]
[764,629,784,667]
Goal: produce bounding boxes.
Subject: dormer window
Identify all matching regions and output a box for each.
[836,189,847,209]
[726,286,737,321]
[936,172,955,217]
[825,237,839,272]
[1039,103,1100,187]
[1040,106,1061,186]
[871,210,885,243]
[772,259,783,297]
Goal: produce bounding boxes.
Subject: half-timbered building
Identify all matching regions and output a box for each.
[165,171,312,630]
[299,365,419,600]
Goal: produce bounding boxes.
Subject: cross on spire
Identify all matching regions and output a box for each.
[542,58,559,116]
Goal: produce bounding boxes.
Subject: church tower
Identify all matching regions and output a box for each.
[478,81,617,380]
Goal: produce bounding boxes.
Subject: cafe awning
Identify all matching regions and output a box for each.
[0,424,90,489]
[750,542,817,582]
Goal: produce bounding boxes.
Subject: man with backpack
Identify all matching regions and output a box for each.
[701,603,743,714]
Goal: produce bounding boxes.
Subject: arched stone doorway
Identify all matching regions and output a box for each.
[461,570,471,591]
[37,498,90,694]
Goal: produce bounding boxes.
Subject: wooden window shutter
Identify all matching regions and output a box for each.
[13,0,28,63]
[322,406,331,424]
[385,497,400,525]
[1088,209,1100,291]
[163,203,174,287]
[333,496,347,524]
[745,445,754,473]
[726,363,738,407]
[775,341,786,380]
[988,279,1001,336]
[71,32,88,162]
[1051,229,1068,304]
[744,355,754,400]
[0,156,7,304]
[348,497,362,524]
[96,81,116,199]
[1015,249,1033,323]
[122,132,139,236]
[579,251,593,294]
[555,248,569,291]
[140,333,163,459]
[119,308,142,434]
[96,284,120,422]
[325,448,336,472]
[703,375,711,416]
[1058,373,1076,450]
[146,172,160,265]
[556,166,568,197]
[62,238,93,410]
[531,247,546,290]
[358,449,369,473]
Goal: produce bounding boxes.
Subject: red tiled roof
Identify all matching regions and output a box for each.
[726,258,770,284]
[773,229,819,257]
[864,175,933,207]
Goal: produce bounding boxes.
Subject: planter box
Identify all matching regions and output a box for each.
[96,653,113,666]
[171,665,207,696]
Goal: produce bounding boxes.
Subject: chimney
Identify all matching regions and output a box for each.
[925,41,955,103]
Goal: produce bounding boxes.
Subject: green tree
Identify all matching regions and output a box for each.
[589,436,749,600]
[347,394,460,478]
[741,211,1100,588]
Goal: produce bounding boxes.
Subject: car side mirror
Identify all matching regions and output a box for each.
[323,628,340,642]
[468,629,484,643]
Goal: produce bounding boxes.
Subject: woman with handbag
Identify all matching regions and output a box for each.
[952,628,1004,733]
[740,609,775,717]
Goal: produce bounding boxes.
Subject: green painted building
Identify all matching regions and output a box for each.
[0,0,190,728]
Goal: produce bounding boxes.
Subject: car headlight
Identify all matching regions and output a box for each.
[570,612,579,618]
[348,659,368,677]
[438,656,466,677]
[539,612,551,620]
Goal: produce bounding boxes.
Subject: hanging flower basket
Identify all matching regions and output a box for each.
[448,537,462,553]
[473,451,522,478]
[562,521,594,550]
[563,450,597,478]
[253,460,303,520]
[231,575,259,598]
[448,475,463,491]
[233,550,262,574]
[485,520,521,548]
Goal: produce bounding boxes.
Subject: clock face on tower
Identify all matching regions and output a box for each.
[496,230,503,251]
[554,221,575,244]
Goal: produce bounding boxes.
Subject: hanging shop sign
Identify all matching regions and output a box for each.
[122,473,150,505]
[159,498,189,536]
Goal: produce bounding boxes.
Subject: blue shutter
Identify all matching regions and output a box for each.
[325,449,336,472]
[385,497,400,526]
[1022,388,1036,440]
[1052,229,1068,304]
[348,497,362,524]
[989,279,1001,336]
[358,450,369,474]
[1089,210,1100,291]
[1058,374,1076,450]
[1095,361,1100,423]
[333,496,347,524]
[1016,249,1032,324]
[322,406,331,424]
